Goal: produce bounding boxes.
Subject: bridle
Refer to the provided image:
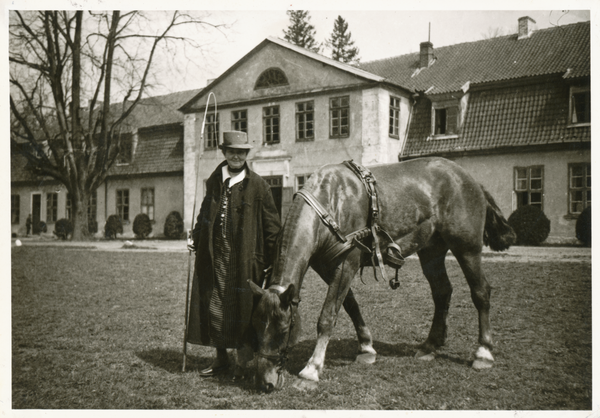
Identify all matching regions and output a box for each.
[256,285,300,378]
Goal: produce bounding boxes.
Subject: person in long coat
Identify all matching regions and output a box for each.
[186,131,281,378]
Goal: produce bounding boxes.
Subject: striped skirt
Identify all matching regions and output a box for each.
[207,187,239,348]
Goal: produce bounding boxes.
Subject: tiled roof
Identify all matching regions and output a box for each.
[403,80,590,157]
[358,21,590,95]
[118,89,201,132]
[12,89,199,183]
[109,127,184,176]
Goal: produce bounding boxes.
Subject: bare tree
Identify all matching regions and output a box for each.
[10,11,226,240]
[480,26,511,39]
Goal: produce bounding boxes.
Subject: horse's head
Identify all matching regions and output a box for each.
[249,281,300,392]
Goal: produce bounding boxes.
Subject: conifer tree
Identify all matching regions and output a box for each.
[282,10,320,53]
[326,15,360,64]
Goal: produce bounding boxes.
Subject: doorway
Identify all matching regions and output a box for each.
[31,193,41,234]
[263,176,283,218]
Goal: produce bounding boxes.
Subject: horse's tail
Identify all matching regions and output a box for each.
[481,186,516,251]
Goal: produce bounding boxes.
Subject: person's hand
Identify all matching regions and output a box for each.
[187,229,195,252]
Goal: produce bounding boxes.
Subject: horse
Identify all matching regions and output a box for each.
[249,157,516,392]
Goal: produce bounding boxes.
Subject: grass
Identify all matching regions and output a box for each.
[11,246,592,410]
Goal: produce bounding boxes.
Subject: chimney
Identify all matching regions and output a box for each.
[420,41,434,68]
[518,16,536,40]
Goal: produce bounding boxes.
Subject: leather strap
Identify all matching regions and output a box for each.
[296,189,346,243]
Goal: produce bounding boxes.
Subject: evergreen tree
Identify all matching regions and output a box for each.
[283,10,320,53]
[326,15,360,64]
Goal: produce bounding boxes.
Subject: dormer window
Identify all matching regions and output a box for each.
[255,68,289,89]
[117,135,133,165]
[569,85,590,126]
[430,104,459,139]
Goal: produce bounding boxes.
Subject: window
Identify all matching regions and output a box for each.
[569,163,591,215]
[11,194,20,224]
[255,68,289,89]
[570,86,590,125]
[205,113,220,149]
[389,96,401,138]
[116,189,130,221]
[263,106,280,144]
[296,174,309,191]
[88,191,97,224]
[116,135,132,165]
[66,193,72,219]
[330,96,349,138]
[434,105,458,136]
[141,188,155,220]
[46,192,58,222]
[296,101,314,141]
[231,110,248,133]
[515,166,544,210]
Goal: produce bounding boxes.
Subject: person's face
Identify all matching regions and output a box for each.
[223,148,249,170]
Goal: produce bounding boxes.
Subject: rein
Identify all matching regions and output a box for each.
[295,160,404,289]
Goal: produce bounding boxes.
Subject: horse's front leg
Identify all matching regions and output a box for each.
[312,252,376,365]
[299,255,360,382]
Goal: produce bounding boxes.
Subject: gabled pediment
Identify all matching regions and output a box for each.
[180,37,386,113]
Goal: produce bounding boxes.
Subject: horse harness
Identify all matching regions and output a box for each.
[295,160,405,290]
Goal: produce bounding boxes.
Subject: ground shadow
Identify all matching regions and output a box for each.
[135,348,212,374]
[135,348,259,392]
[284,338,419,375]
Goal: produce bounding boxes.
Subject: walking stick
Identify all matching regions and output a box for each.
[182,92,217,372]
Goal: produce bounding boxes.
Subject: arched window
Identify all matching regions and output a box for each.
[255,68,289,89]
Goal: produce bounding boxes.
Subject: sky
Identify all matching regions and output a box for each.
[4,3,594,97]
[187,9,591,92]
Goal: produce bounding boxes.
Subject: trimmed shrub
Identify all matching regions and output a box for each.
[33,221,47,234]
[54,218,73,240]
[575,206,591,247]
[88,219,99,235]
[133,213,153,239]
[104,215,123,240]
[164,211,184,239]
[507,205,551,246]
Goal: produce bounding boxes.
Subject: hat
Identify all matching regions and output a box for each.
[219,131,252,150]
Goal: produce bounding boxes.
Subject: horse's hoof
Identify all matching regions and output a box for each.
[414,350,435,361]
[472,358,494,370]
[356,352,377,364]
[292,378,319,391]
[473,346,494,369]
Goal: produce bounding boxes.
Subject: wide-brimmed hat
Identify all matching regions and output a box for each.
[219,131,252,150]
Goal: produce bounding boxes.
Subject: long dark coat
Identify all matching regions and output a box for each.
[186,161,281,349]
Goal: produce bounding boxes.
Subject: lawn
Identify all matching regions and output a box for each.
[11,246,592,410]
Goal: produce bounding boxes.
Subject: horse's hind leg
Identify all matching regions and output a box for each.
[416,242,452,361]
[453,250,495,369]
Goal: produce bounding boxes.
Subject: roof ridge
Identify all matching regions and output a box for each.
[360,20,590,66]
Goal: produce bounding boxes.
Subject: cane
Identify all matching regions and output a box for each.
[182,92,217,372]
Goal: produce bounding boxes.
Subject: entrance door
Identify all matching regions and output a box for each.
[31,193,41,234]
[264,176,283,218]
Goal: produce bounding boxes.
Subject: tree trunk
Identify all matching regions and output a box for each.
[70,187,90,241]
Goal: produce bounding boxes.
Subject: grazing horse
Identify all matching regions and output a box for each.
[249,157,515,392]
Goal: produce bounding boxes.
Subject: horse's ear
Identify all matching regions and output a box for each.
[248,280,266,297]
[279,284,295,309]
